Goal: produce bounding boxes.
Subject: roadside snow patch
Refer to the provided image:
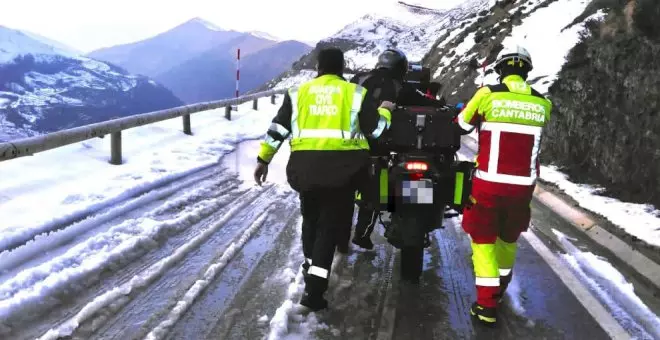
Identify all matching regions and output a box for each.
[554,230,660,339]
[542,166,660,248]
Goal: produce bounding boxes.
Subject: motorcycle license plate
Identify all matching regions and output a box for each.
[401,179,433,204]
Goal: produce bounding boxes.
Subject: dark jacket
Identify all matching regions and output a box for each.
[350,69,403,104]
[263,74,386,193]
[350,69,403,155]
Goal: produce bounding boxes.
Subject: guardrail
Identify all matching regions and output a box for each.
[0,89,288,165]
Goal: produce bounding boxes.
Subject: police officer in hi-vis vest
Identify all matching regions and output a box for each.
[457,44,552,325]
[253,47,395,311]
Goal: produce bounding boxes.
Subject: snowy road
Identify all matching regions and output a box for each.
[1,139,658,340]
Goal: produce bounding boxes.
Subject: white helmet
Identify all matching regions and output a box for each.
[494,45,533,74]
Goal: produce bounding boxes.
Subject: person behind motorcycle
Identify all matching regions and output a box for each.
[347,48,409,251]
[253,47,395,311]
[457,45,552,325]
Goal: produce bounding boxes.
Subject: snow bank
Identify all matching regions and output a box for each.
[542,166,660,248]
[476,0,599,93]
[0,98,281,250]
[553,230,660,339]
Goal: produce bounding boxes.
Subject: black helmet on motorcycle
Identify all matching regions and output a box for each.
[375,48,408,79]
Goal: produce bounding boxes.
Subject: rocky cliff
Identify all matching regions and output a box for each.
[544,0,660,208]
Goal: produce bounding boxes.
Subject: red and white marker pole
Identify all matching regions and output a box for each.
[235,48,240,99]
[234,48,241,170]
[229,49,241,111]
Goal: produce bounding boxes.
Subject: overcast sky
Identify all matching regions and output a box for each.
[0,0,466,53]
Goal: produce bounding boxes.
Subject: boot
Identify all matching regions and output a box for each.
[496,274,512,303]
[299,291,328,311]
[470,302,497,326]
[352,236,374,250]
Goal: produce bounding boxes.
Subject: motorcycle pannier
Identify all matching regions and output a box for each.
[378,106,461,153]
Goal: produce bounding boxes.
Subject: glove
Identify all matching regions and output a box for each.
[379,100,396,111]
[254,163,268,186]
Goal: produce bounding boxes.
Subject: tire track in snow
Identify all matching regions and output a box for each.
[0,182,272,338]
[35,184,279,340]
[144,210,273,339]
[166,203,301,340]
[0,167,235,275]
[80,187,296,340]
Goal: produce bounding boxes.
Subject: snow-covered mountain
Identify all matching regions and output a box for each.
[87,17,310,104]
[19,30,82,56]
[0,26,183,141]
[87,18,249,79]
[249,31,280,41]
[264,0,593,95]
[260,0,491,89]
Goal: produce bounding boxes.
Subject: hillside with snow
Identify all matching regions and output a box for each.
[425,0,596,100]
[0,26,183,141]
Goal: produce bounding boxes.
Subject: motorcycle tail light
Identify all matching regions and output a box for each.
[405,161,428,171]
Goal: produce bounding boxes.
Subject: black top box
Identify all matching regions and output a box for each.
[378,106,461,153]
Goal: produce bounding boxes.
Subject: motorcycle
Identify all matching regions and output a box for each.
[364,104,475,282]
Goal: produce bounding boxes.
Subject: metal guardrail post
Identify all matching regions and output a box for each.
[271,94,276,104]
[252,98,258,110]
[225,106,232,120]
[110,131,122,165]
[183,114,192,135]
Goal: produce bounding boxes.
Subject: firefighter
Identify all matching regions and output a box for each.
[457,45,552,325]
[348,48,409,250]
[253,47,395,311]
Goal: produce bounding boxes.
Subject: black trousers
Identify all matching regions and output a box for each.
[354,206,378,239]
[300,184,355,295]
[353,156,385,240]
